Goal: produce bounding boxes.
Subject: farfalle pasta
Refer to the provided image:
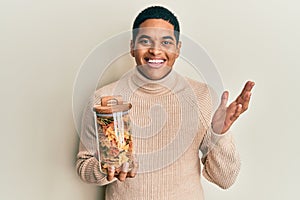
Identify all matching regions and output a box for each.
[93,96,134,175]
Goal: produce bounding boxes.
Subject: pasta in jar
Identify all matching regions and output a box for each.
[93,96,134,175]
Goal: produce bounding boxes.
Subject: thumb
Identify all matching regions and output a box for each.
[219,91,229,108]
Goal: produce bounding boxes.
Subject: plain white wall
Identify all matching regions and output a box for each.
[1,0,299,200]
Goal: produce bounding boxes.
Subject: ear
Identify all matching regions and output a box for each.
[175,41,182,58]
[130,40,135,57]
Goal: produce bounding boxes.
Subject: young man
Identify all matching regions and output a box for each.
[76,6,255,200]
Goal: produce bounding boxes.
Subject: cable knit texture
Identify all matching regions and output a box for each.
[76,68,241,200]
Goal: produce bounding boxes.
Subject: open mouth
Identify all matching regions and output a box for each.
[145,58,166,68]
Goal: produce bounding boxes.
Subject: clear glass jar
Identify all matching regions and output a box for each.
[93,96,134,175]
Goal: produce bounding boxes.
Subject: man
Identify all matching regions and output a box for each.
[76,6,255,200]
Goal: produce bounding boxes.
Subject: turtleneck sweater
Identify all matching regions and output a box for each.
[76,68,241,200]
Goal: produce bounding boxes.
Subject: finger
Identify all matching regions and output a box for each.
[237,84,255,105]
[230,104,243,121]
[243,91,252,101]
[244,81,255,94]
[118,162,129,182]
[237,81,255,101]
[243,81,255,93]
[128,161,139,178]
[219,91,229,108]
[224,102,237,123]
[241,92,252,111]
[236,90,253,112]
[107,166,115,181]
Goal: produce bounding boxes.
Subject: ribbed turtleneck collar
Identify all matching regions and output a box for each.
[129,67,179,95]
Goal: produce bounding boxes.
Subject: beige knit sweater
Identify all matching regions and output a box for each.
[76,68,241,200]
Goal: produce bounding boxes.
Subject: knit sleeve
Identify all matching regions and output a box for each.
[76,147,117,185]
[187,79,241,189]
[200,126,241,189]
[76,95,117,186]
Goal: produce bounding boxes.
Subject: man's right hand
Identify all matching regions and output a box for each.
[107,161,138,182]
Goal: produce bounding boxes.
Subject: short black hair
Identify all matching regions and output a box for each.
[132,6,180,43]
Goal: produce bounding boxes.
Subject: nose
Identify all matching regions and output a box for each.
[148,42,162,55]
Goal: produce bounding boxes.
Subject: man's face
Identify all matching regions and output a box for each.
[130,19,181,80]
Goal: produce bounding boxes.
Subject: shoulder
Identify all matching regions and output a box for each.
[93,69,135,103]
[184,77,212,99]
[95,81,119,96]
[93,81,120,104]
[182,77,217,129]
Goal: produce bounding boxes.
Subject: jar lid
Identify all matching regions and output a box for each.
[93,95,132,114]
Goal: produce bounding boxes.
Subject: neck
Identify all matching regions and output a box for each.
[136,66,172,81]
[129,67,178,95]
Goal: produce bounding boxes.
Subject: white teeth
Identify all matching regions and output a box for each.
[148,59,164,63]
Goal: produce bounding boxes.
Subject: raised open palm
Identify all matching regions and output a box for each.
[212,81,255,134]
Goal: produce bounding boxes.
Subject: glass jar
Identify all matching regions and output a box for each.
[93,96,134,175]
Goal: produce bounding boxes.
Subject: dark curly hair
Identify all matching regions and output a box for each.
[132,6,180,43]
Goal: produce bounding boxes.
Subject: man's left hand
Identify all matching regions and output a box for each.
[211,81,255,134]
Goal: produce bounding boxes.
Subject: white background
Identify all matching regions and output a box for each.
[1,0,299,200]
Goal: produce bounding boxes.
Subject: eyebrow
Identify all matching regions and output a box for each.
[162,36,175,41]
[137,35,175,41]
[137,35,151,40]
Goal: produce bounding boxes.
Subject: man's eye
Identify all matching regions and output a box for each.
[162,41,173,45]
[139,39,151,45]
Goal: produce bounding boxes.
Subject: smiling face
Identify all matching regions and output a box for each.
[130,19,181,80]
